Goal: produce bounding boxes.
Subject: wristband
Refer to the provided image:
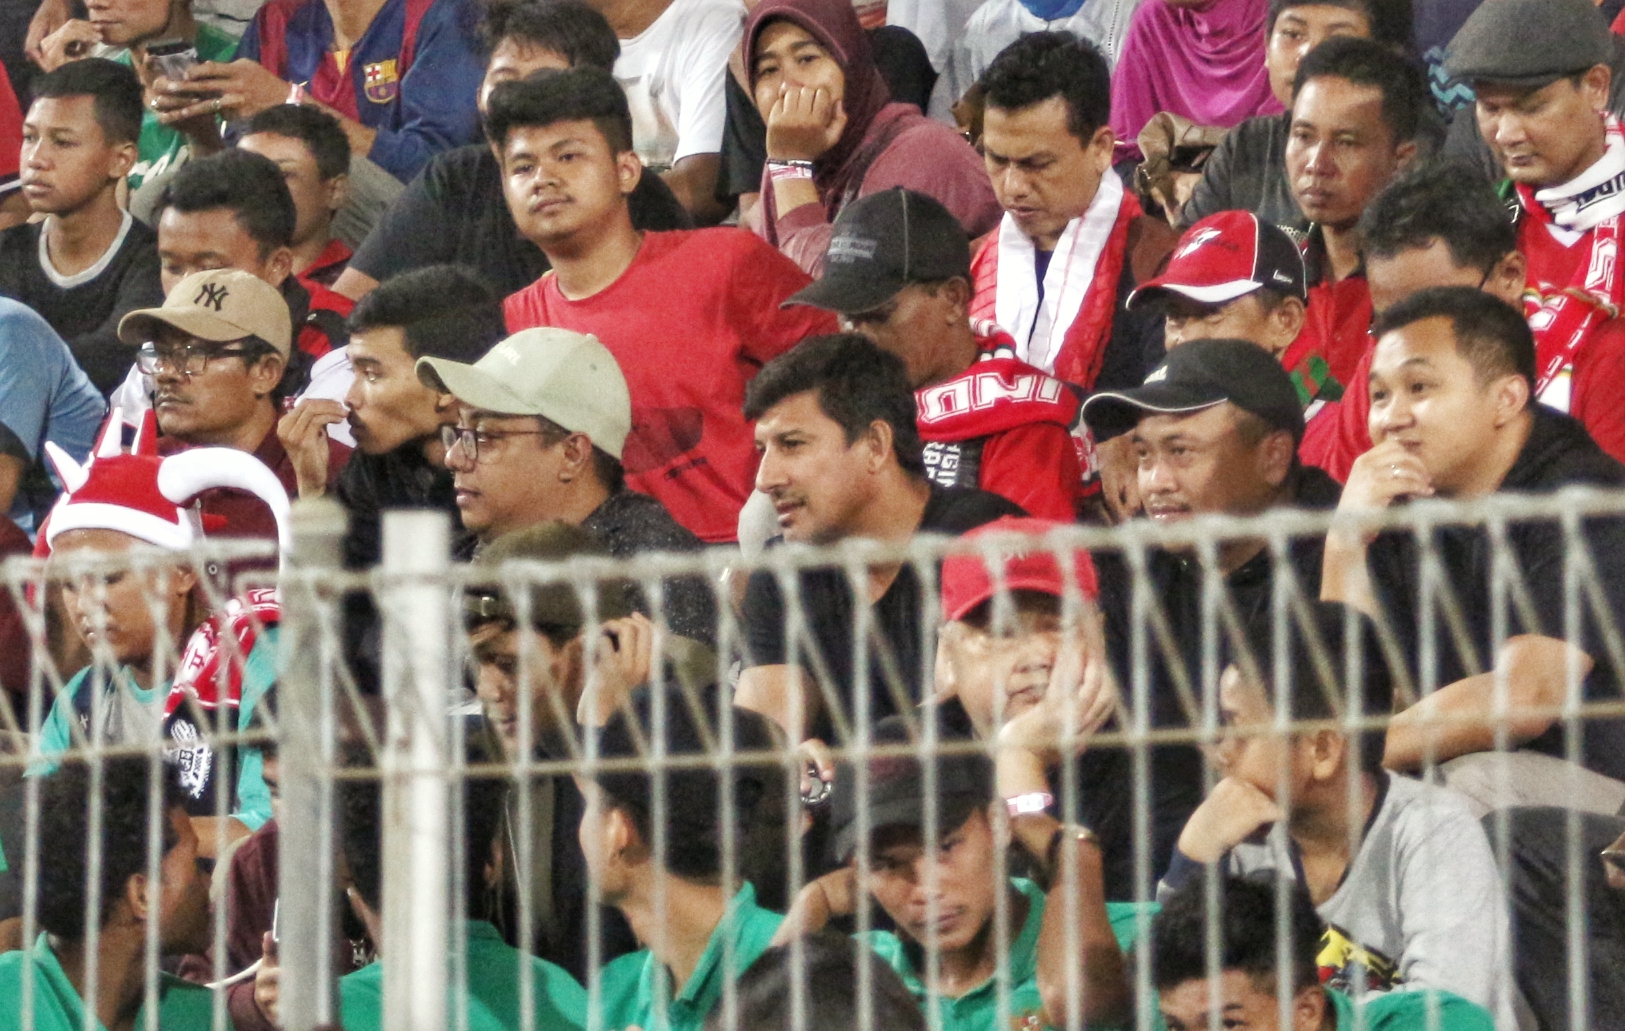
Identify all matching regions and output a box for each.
[1005,791,1054,818]
[767,158,815,183]
[286,82,306,106]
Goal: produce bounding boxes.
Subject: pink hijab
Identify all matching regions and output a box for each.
[1109,0,1283,161]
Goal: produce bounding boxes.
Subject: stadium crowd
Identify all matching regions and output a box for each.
[0,0,1620,1027]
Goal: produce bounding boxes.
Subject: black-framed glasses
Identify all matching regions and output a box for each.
[135,340,265,377]
[440,424,551,463]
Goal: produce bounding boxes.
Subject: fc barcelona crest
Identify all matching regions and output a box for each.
[363,58,400,104]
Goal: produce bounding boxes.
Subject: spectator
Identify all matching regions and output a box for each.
[1161,601,1515,1025]
[1153,874,1495,1031]
[0,300,104,536]
[0,758,214,1031]
[120,268,350,541]
[1321,288,1625,811]
[786,188,1086,521]
[971,32,1173,395]
[420,328,718,645]
[1079,339,1340,891]
[495,68,836,545]
[737,334,1021,749]
[1181,0,1416,235]
[783,711,1134,1030]
[702,932,927,1031]
[591,0,742,223]
[334,0,692,302]
[1277,36,1424,393]
[1108,0,1283,164]
[928,0,1141,123]
[0,59,164,394]
[744,0,1000,276]
[239,104,353,289]
[1444,0,1625,446]
[34,0,238,189]
[586,686,788,1031]
[169,0,487,184]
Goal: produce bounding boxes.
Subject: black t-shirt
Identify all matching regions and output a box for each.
[582,487,717,648]
[1368,406,1625,782]
[1091,465,1343,896]
[742,486,1025,742]
[349,144,693,298]
[0,216,163,394]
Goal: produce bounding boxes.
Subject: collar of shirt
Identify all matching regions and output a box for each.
[631,883,782,1027]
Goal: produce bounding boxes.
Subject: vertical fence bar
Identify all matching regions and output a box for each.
[382,511,452,1031]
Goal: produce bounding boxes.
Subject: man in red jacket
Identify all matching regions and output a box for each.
[786,188,1085,522]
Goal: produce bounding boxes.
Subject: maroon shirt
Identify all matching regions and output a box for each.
[158,423,351,542]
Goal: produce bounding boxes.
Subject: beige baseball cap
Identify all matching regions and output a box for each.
[416,327,632,460]
[118,269,294,359]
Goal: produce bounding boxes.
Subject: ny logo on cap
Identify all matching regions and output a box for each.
[195,283,229,312]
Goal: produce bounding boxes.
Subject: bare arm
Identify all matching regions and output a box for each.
[1383,633,1590,770]
[0,453,22,516]
[332,266,379,303]
[734,663,821,745]
[661,154,727,226]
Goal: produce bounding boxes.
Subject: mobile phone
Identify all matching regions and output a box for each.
[146,39,199,82]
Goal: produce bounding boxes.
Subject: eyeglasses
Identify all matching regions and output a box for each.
[440,424,552,463]
[135,340,264,377]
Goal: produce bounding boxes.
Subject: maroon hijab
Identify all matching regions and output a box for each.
[744,0,895,200]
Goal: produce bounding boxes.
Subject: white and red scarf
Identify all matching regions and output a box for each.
[1521,114,1625,408]
[969,172,1139,392]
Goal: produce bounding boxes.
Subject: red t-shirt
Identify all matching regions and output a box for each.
[295,277,355,358]
[1282,271,1373,397]
[504,229,837,543]
[0,59,20,192]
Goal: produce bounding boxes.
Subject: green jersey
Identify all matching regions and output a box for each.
[115,23,239,190]
[0,934,222,1031]
[340,920,586,1031]
[596,884,783,1031]
[1328,986,1495,1031]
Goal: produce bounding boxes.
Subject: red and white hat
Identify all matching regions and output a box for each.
[1129,211,1307,310]
[939,517,1099,623]
[40,409,292,556]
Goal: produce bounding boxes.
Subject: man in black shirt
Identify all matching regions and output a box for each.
[738,333,1022,753]
[1323,287,1625,808]
[1079,338,1344,893]
[0,58,162,393]
[333,0,690,302]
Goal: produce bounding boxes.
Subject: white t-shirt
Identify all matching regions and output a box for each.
[615,0,743,170]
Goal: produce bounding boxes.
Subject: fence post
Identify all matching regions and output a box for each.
[381,511,452,1031]
[277,496,347,1031]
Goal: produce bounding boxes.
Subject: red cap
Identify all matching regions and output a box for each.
[940,517,1099,622]
[1128,211,1307,309]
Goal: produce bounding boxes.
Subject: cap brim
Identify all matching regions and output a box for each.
[1449,68,1571,89]
[117,307,262,348]
[416,356,537,415]
[1081,386,1226,442]
[1127,278,1262,311]
[783,271,906,315]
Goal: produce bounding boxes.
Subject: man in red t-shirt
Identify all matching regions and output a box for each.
[494,68,834,544]
[784,188,1085,522]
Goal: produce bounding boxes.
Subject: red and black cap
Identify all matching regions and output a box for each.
[1128,211,1307,310]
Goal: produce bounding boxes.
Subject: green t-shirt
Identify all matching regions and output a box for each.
[861,878,1158,1031]
[114,23,239,190]
[0,934,221,1031]
[597,883,784,1031]
[340,920,586,1031]
[1328,986,1495,1031]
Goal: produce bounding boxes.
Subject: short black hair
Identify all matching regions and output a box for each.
[348,264,507,364]
[1372,285,1536,392]
[484,64,633,154]
[978,31,1111,144]
[1152,874,1323,996]
[30,57,144,145]
[743,333,926,478]
[1292,35,1427,145]
[159,149,296,256]
[1359,160,1517,277]
[704,931,929,1031]
[1228,600,1395,773]
[593,687,785,884]
[483,0,619,73]
[1267,0,1415,52]
[36,757,188,940]
[242,103,352,181]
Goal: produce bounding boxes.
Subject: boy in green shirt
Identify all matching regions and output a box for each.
[579,686,788,1031]
[1153,874,1494,1031]
[0,756,216,1031]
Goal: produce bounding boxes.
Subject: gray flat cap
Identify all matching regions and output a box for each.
[1444,0,1611,87]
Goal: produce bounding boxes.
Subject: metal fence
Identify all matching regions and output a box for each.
[2,489,1624,1031]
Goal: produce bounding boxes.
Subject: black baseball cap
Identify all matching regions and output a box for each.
[828,713,993,865]
[784,188,971,315]
[1080,338,1306,444]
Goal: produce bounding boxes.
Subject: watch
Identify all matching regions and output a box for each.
[1043,824,1098,884]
